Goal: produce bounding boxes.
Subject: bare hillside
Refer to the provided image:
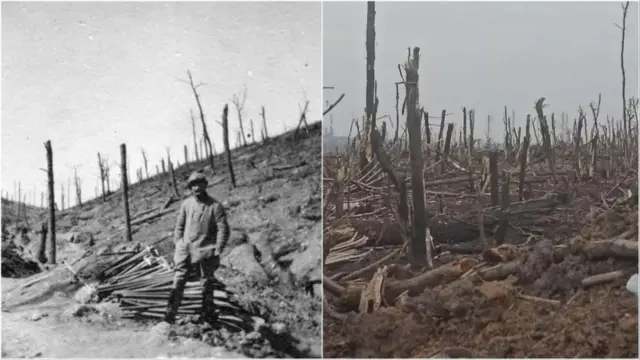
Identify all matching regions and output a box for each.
[2,122,322,358]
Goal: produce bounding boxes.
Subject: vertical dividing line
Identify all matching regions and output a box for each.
[319,0,325,354]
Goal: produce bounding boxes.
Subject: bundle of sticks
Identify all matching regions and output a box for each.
[96,245,263,331]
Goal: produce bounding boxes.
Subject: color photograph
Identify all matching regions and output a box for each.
[323,1,638,358]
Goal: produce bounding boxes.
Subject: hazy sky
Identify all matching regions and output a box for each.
[2,1,321,207]
[323,1,639,138]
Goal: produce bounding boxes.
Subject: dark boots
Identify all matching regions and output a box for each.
[164,288,183,324]
[199,280,216,323]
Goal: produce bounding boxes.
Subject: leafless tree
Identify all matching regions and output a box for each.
[141,149,149,179]
[615,1,631,161]
[180,70,215,171]
[232,85,248,147]
[60,183,65,211]
[260,105,269,141]
[97,153,107,201]
[190,109,200,161]
[250,118,256,144]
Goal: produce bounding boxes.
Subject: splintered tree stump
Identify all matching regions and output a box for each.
[359,266,387,313]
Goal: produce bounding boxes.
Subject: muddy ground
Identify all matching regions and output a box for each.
[323,151,638,358]
[2,122,322,358]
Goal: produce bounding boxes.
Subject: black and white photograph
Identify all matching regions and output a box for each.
[2,1,322,358]
[322,1,638,358]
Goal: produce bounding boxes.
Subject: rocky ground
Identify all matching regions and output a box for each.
[2,122,322,358]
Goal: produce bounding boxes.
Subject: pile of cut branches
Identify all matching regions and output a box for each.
[95,245,265,332]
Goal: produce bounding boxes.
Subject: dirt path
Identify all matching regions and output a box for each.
[2,278,241,358]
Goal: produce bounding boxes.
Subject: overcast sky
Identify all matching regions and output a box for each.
[323,1,639,138]
[2,1,321,207]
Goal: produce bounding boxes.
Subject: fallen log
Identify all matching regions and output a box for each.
[580,238,638,260]
[340,248,400,282]
[323,297,347,321]
[329,258,478,312]
[582,271,625,288]
[273,161,307,172]
[477,260,520,281]
[161,196,176,210]
[130,207,158,221]
[323,274,345,296]
[130,208,175,226]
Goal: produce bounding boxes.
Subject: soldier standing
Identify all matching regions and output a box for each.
[164,171,230,324]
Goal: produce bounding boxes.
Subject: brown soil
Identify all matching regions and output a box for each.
[323,147,638,358]
[324,202,638,358]
[2,123,322,358]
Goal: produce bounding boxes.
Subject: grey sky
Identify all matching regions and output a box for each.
[323,1,639,138]
[2,1,321,207]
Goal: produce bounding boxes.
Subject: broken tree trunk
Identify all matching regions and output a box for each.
[142,149,149,179]
[38,221,47,263]
[405,47,428,266]
[534,98,556,178]
[184,145,190,172]
[518,116,531,201]
[495,170,511,245]
[45,140,56,264]
[365,0,376,159]
[121,144,133,242]
[222,104,237,188]
[74,168,82,207]
[436,110,446,168]
[441,123,454,173]
[168,161,180,198]
[489,151,499,206]
[250,118,256,144]
[60,183,65,211]
[260,106,269,141]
